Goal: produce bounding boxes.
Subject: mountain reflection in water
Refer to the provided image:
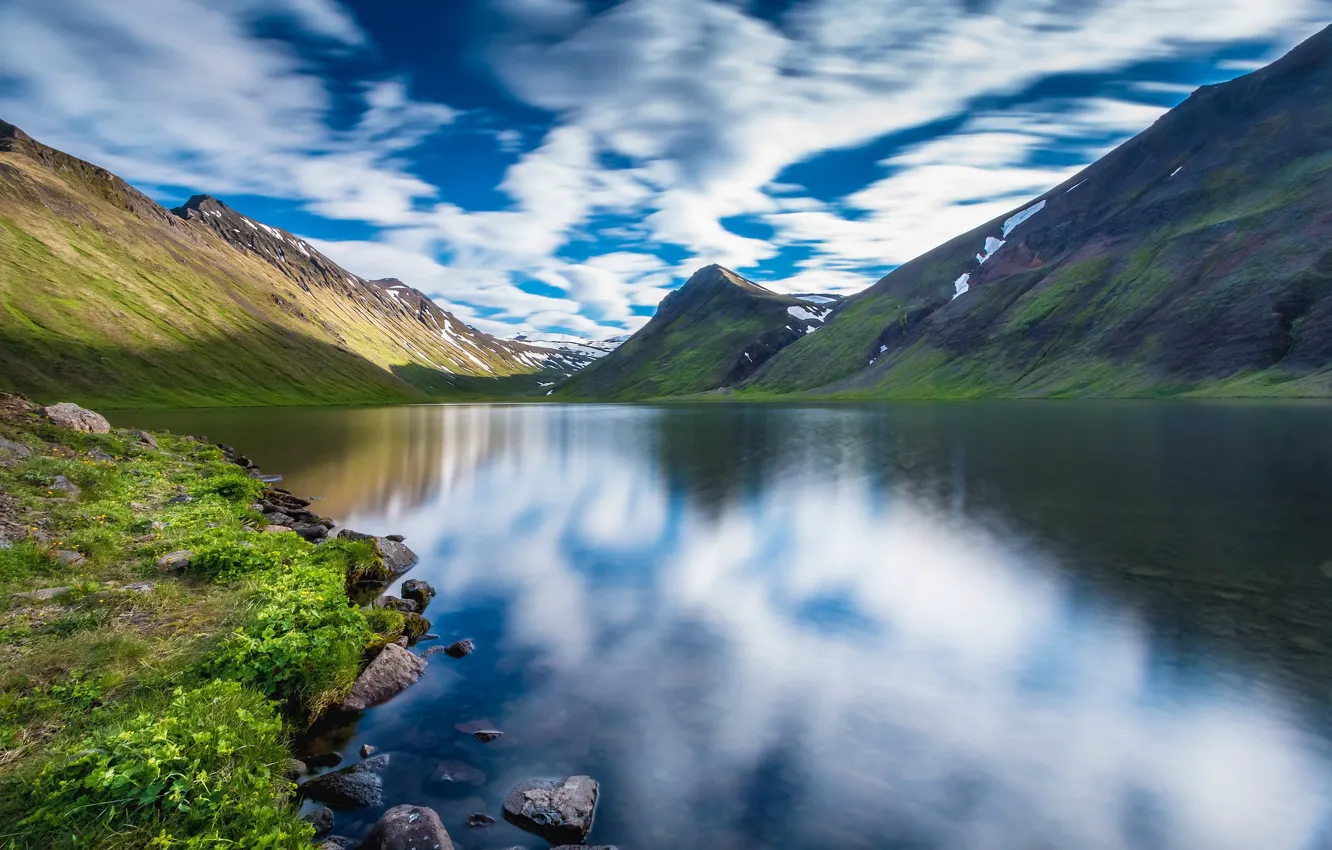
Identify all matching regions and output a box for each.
[112,402,1332,849]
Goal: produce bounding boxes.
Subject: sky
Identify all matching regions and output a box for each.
[0,1,1330,340]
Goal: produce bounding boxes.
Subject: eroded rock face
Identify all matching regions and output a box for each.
[300,754,392,810]
[41,403,110,433]
[356,804,454,850]
[501,776,599,844]
[340,643,426,711]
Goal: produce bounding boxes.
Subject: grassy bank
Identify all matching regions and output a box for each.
[0,395,399,848]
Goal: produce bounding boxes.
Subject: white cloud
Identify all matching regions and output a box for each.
[1,0,1329,338]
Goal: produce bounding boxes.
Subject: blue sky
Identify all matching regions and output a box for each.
[1,0,1329,339]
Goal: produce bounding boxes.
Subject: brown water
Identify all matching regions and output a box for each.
[110,401,1332,850]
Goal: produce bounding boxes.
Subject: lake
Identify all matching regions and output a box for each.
[109,402,1332,850]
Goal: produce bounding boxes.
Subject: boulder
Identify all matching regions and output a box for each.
[264,511,294,526]
[355,804,454,850]
[156,550,192,572]
[263,525,293,534]
[303,805,336,837]
[166,494,193,505]
[402,613,431,642]
[501,776,599,844]
[321,839,356,850]
[55,550,85,565]
[385,534,405,542]
[88,447,114,462]
[292,523,328,541]
[339,530,419,575]
[300,753,392,810]
[340,643,426,711]
[41,403,110,433]
[51,475,80,497]
[284,759,307,781]
[360,744,376,758]
[400,579,435,608]
[132,429,158,448]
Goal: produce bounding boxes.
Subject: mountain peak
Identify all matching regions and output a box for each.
[0,119,31,144]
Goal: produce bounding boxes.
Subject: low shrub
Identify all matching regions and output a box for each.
[187,531,312,581]
[206,563,369,717]
[0,540,55,583]
[312,537,389,586]
[15,680,312,849]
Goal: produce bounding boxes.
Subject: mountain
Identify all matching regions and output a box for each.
[555,264,840,400]
[747,23,1332,399]
[0,121,587,407]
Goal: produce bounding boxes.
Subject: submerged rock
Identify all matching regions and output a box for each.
[501,776,599,844]
[467,813,496,827]
[300,753,392,810]
[41,402,110,433]
[340,643,426,711]
[356,804,454,850]
[429,759,486,787]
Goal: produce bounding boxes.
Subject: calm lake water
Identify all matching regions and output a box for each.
[110,402,1332,850]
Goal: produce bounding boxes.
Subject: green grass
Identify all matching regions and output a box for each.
[0,397,405,846]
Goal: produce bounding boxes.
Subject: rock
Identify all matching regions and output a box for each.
[467,813,496,827]
[156,550,192,572]
[402,613,431,643]
[51,475,80,497]
[263,524,293,534]
[167,494,193,505]
[320,838,356,850]
[129,501,150,512]
[340,643,426,711]
[360,744,376,758]
[422,633,440,641]
[292,523,328,541]
[394,637,409,648]
[430,760,485,787]
[501,776,599,844]
[150,521,167,530]
[303,805,336,838]
[300,753,392,810]
[134,534,156,543]
[444,639,475,658]
[264,511,294,526]
[11,586,70,602]
[385,534,405,542]
[400,579,435,607]
[285,758,307,781]
[0,436,31,459]
[374,595,418,613]
[306,752,343,770]
[55,549,85,565]
[88,447,114,462]
[132,429,158,448]
[356,804,454,850]
[41,402,110,433]
[339,530,419,575]
[552,846,620,850]
[120,581,154,594]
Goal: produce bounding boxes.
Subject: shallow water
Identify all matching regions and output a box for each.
[112,402,1332,850]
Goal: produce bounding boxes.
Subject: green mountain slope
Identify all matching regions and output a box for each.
[747,23,1332,399]
[555,264,837,400]
[0,121,588,408]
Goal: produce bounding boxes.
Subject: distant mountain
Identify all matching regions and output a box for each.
[556,264,840,399]
[0,122,588,407]
[748,23,1332,399]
